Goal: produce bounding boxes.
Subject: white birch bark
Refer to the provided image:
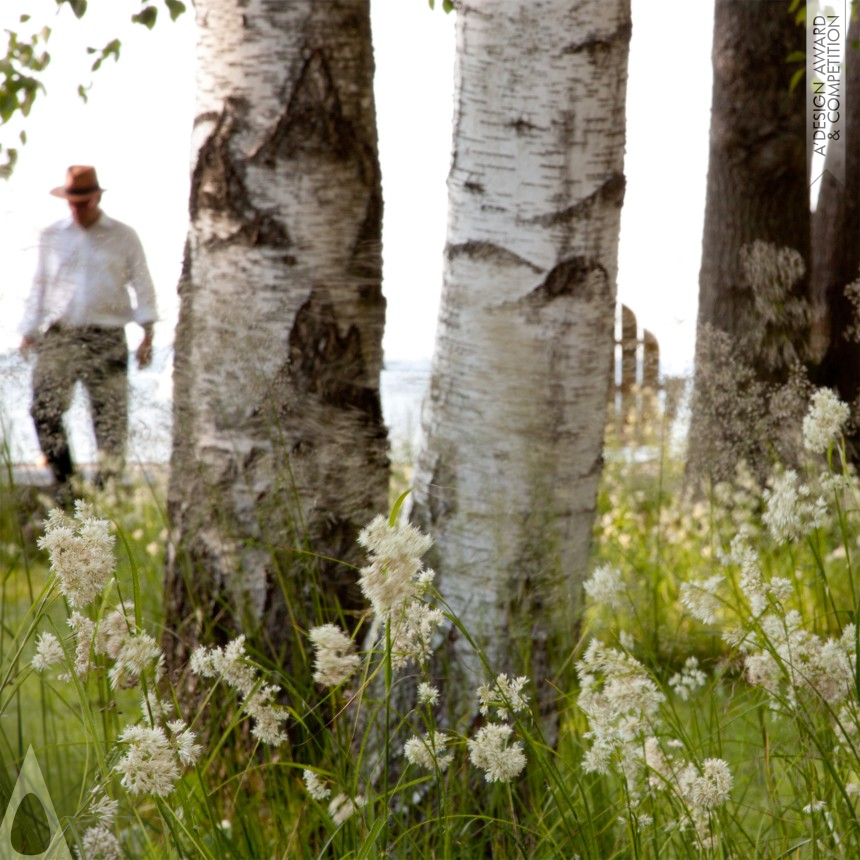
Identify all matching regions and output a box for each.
[412,0,630,692]
[166,0,387,659]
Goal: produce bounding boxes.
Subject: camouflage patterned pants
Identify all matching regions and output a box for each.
[30,324,129,485]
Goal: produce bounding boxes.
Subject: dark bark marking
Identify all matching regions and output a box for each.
[563,19,633,57]
[190,99,291,249]
[447,240,543,274]
[508,118,540,135]
[282,293,383,423]
[534,172,626,228]
[464,180,485,194]
[255,49,361,168]
[526,256,608,303]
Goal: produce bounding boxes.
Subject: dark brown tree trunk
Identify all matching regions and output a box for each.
[810,10,860,458]
[688,0,810,484]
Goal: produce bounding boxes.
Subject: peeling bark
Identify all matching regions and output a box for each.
[165,0,387,670]
[410,0,630,729]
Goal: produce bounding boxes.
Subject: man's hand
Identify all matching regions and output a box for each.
[19,335,35,361]
[136,325,154,369]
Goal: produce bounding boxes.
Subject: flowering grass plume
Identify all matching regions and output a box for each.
[303,769,332,801]
[477,673,530,721]
[404,730,454,772]
[191,635,288,745]
[576,640,664,778]
[467,723,526,783]
[37,501,115,608]
[356,514,433,617]
[802,387,850,454]
[309,624,360,687]
[583,563,626,609]
[761,469,827,544]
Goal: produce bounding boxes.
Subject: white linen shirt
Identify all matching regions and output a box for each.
[19,213,157,337]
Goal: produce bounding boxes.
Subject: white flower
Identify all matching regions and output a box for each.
[477,674,530,720]
[467,723,526,783]
[76,825,121,860]
[38,505,116,608]
[89,791,118,827]
[190,637,288,745]
[583,564,626,609]
[115,725,180,797]
[357,515,433,617]
[389,600,445,670]
[668,657,707,701]
[31,632,64,671]
[404,731,453,771]
[679,575,724,625]
[689,758,733,809]
[803,388,850,453]
[67,612,97,677]
[762,470,827,544]
[417,682,439,707]
[167,720,203,766]
[108,632,162,689]
[309,624,360,687]
[303,769,331,801]
[328,792,366,826]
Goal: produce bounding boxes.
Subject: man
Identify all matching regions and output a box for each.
[19,165,158,490]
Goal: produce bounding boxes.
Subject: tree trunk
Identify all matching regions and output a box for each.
[810,11,860,458]
[410,0,630,714]
[688,0,810,485]
[165,0,388,669]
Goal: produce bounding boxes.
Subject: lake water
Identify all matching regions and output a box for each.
[0,348,430,468]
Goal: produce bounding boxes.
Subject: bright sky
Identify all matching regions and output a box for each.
[0,0,715,377]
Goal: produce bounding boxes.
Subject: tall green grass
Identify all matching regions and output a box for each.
[1,388,859,857]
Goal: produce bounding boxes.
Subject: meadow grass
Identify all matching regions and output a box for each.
[0,389,859,857]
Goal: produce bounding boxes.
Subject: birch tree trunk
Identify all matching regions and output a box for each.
[411,0,630,705]
[165,0,387,667]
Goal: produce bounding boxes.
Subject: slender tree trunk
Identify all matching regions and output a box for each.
[165,0,387,669]
[688,0,810,485]
[810,10,860,457]
[410,0,630,714]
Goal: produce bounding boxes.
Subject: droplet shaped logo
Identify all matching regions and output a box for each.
[0,746,72,859]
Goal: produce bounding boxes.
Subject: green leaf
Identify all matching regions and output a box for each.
[790,67,805,93]
[442,0,454,11]
[77,83,89,103]
[164,0,186,21]
[56,0,87,18]
[786,50,805,63]
[91,38,121,72]
[389,489,412,527]
[132,6,158,28]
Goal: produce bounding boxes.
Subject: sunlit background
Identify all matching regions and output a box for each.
[0,0,716,464]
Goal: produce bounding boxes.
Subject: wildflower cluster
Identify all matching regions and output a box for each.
[575,640,732,847]
[802,387,850,454]
[357,515,444,670]
[37,501,115,608]
[190,636,289,745]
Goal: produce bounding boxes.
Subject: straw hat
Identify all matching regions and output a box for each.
[50,165,104,199]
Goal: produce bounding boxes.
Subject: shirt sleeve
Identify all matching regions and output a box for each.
[19,228,49,338]
[126,227,158,326]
